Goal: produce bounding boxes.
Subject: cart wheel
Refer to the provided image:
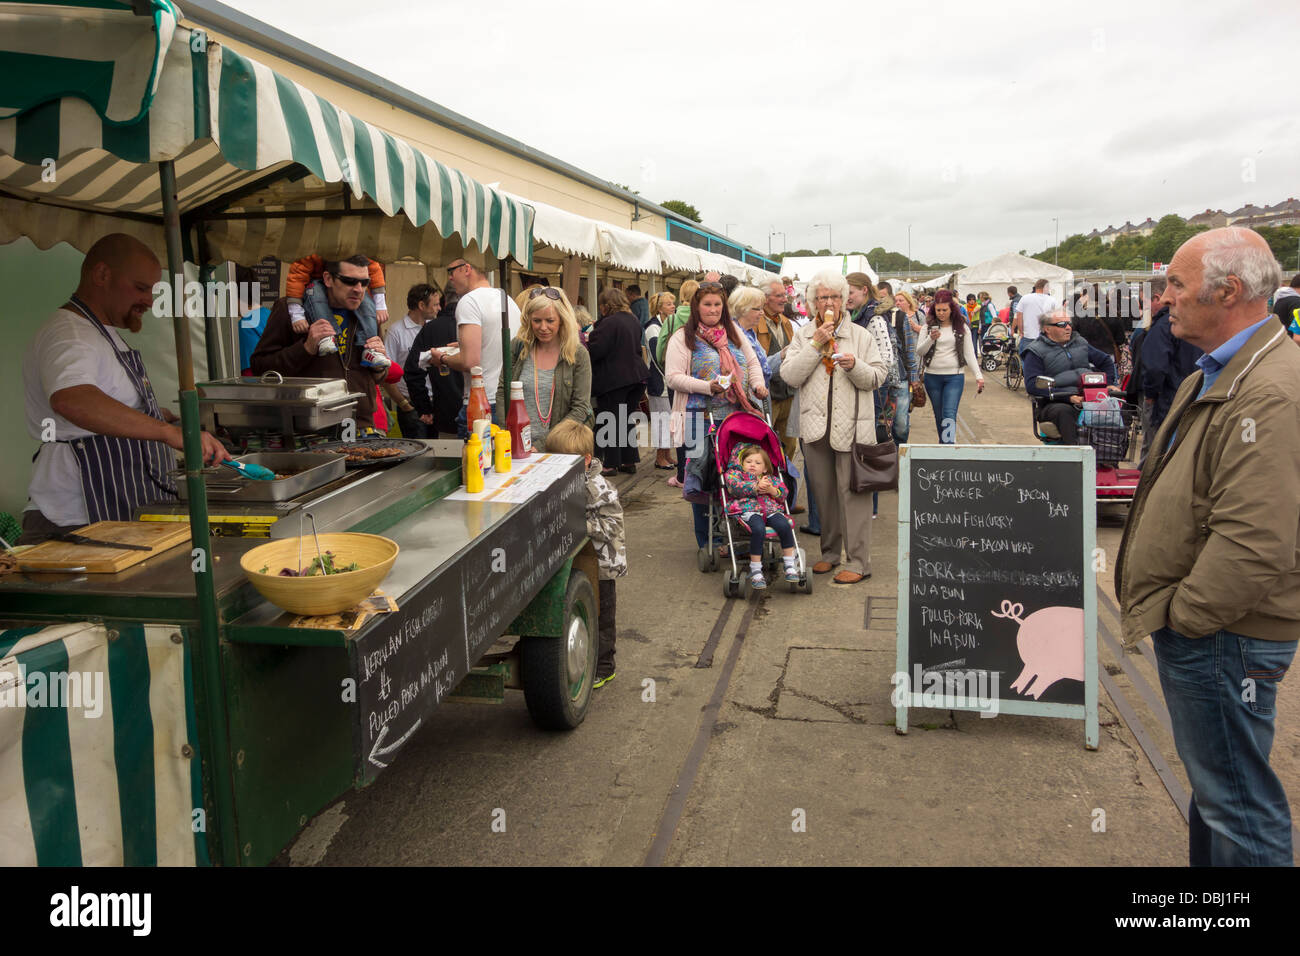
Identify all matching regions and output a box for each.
[721,571,737,599]
[697,547,712,573]
[739,573,751,599]
[981,354,999,372]
[800,574,813,594]
[708,548,720,572]
[520,570,597,731]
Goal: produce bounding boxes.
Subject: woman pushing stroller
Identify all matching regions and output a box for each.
[724,444,799,590]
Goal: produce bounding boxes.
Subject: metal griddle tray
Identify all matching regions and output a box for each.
[174,451,347,502]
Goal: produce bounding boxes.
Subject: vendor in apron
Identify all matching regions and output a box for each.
[20,234,231,544]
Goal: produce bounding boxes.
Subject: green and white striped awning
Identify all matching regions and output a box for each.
[0,0,533,267]
[1,622,201,866]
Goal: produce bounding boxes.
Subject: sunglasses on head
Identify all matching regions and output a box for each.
[528,287,562,301]
[697,281,723,292]
[330,274,370,288]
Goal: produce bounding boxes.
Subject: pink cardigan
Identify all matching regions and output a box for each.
[664,327,764,444]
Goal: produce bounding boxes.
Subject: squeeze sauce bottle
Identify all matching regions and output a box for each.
[494,429,512,473]
[472,419,492,472]
[463,434,484,492]
[467,366,491,430]
[507,381,531,460]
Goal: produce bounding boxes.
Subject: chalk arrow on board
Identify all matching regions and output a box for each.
[368,718,423,769]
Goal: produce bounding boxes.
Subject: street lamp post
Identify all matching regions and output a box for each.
[907,224,912,279]
[1052,217,1059,267]
[814,223,832,253]
[770,229,785,258]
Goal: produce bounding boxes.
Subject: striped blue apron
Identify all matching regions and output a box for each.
[60,297,178,522]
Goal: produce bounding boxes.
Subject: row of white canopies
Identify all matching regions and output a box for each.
[505,192,779,286]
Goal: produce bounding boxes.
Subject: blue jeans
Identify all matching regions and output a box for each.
[892,381,912,445]
[923,373,965,444]
[1153,627,1298,866]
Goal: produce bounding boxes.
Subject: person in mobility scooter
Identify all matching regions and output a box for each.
[1024,308,1141,502]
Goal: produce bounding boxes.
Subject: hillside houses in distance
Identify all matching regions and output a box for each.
[1083,197,1300,244]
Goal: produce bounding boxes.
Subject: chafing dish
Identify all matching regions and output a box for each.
[197,372,363,434]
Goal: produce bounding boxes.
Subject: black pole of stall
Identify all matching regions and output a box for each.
[499,257,513,413]
[158,161,239,866]
[194,225,224,380]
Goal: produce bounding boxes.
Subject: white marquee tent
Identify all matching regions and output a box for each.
[778,254,879,285]
[955,253,1073,310]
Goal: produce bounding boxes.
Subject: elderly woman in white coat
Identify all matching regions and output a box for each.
[777,270,889,584]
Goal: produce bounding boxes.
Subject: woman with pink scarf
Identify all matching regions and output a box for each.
[665,281,769,552]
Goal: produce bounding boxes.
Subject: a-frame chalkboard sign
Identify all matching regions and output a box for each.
[894,444,1100,748]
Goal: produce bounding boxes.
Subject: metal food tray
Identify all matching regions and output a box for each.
[201,396,362,432]
[309,438,428,470]
[175,452,347,502]
[197,372,353,403]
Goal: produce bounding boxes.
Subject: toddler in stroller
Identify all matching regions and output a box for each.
[725,444,798,590]
[703,409,812,597]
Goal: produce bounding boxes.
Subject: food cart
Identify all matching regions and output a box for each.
[0,0,595,867]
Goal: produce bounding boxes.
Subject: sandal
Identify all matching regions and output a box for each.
[749,570,767,590]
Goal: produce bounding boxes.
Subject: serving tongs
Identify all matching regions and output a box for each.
[298,511,332,576]
[221,459,277,481]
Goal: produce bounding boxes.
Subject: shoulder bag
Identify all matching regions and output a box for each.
[849,386,899,493]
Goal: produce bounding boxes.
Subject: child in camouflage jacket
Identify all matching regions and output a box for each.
[546,419,626,688]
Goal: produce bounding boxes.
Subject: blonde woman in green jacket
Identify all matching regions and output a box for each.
[497,287,593,451]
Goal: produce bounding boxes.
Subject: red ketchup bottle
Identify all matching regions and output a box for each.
[507,381,532,459]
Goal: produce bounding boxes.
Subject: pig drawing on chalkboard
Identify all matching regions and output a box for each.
[990,600,1084,699]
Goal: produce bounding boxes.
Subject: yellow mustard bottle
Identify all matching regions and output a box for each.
[463,434,484,492]
[493,427,512,473]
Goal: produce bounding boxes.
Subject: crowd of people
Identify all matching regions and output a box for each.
[18,223,1300,868]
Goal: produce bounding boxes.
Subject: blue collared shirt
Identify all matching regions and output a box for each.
[1168,316,1275,450]
[1195,316,1275,398]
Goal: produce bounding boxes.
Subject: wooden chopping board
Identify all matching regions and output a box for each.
[17,521,192,573]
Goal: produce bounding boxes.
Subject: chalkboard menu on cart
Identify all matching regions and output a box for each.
[895,445,1098,747]
[351,460,586,783]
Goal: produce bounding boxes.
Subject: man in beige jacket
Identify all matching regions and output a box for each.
[1115,226,1299,866]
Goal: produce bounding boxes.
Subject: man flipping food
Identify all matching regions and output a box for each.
[21,234,230,544]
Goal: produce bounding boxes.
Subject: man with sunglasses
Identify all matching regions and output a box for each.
[422,257,520,435]
[1022,308,1117,445]
[251,254,392,435]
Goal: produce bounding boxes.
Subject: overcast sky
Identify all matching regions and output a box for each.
[220,0,1299,267]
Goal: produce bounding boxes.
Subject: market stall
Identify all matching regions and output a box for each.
[0,0,597,867]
